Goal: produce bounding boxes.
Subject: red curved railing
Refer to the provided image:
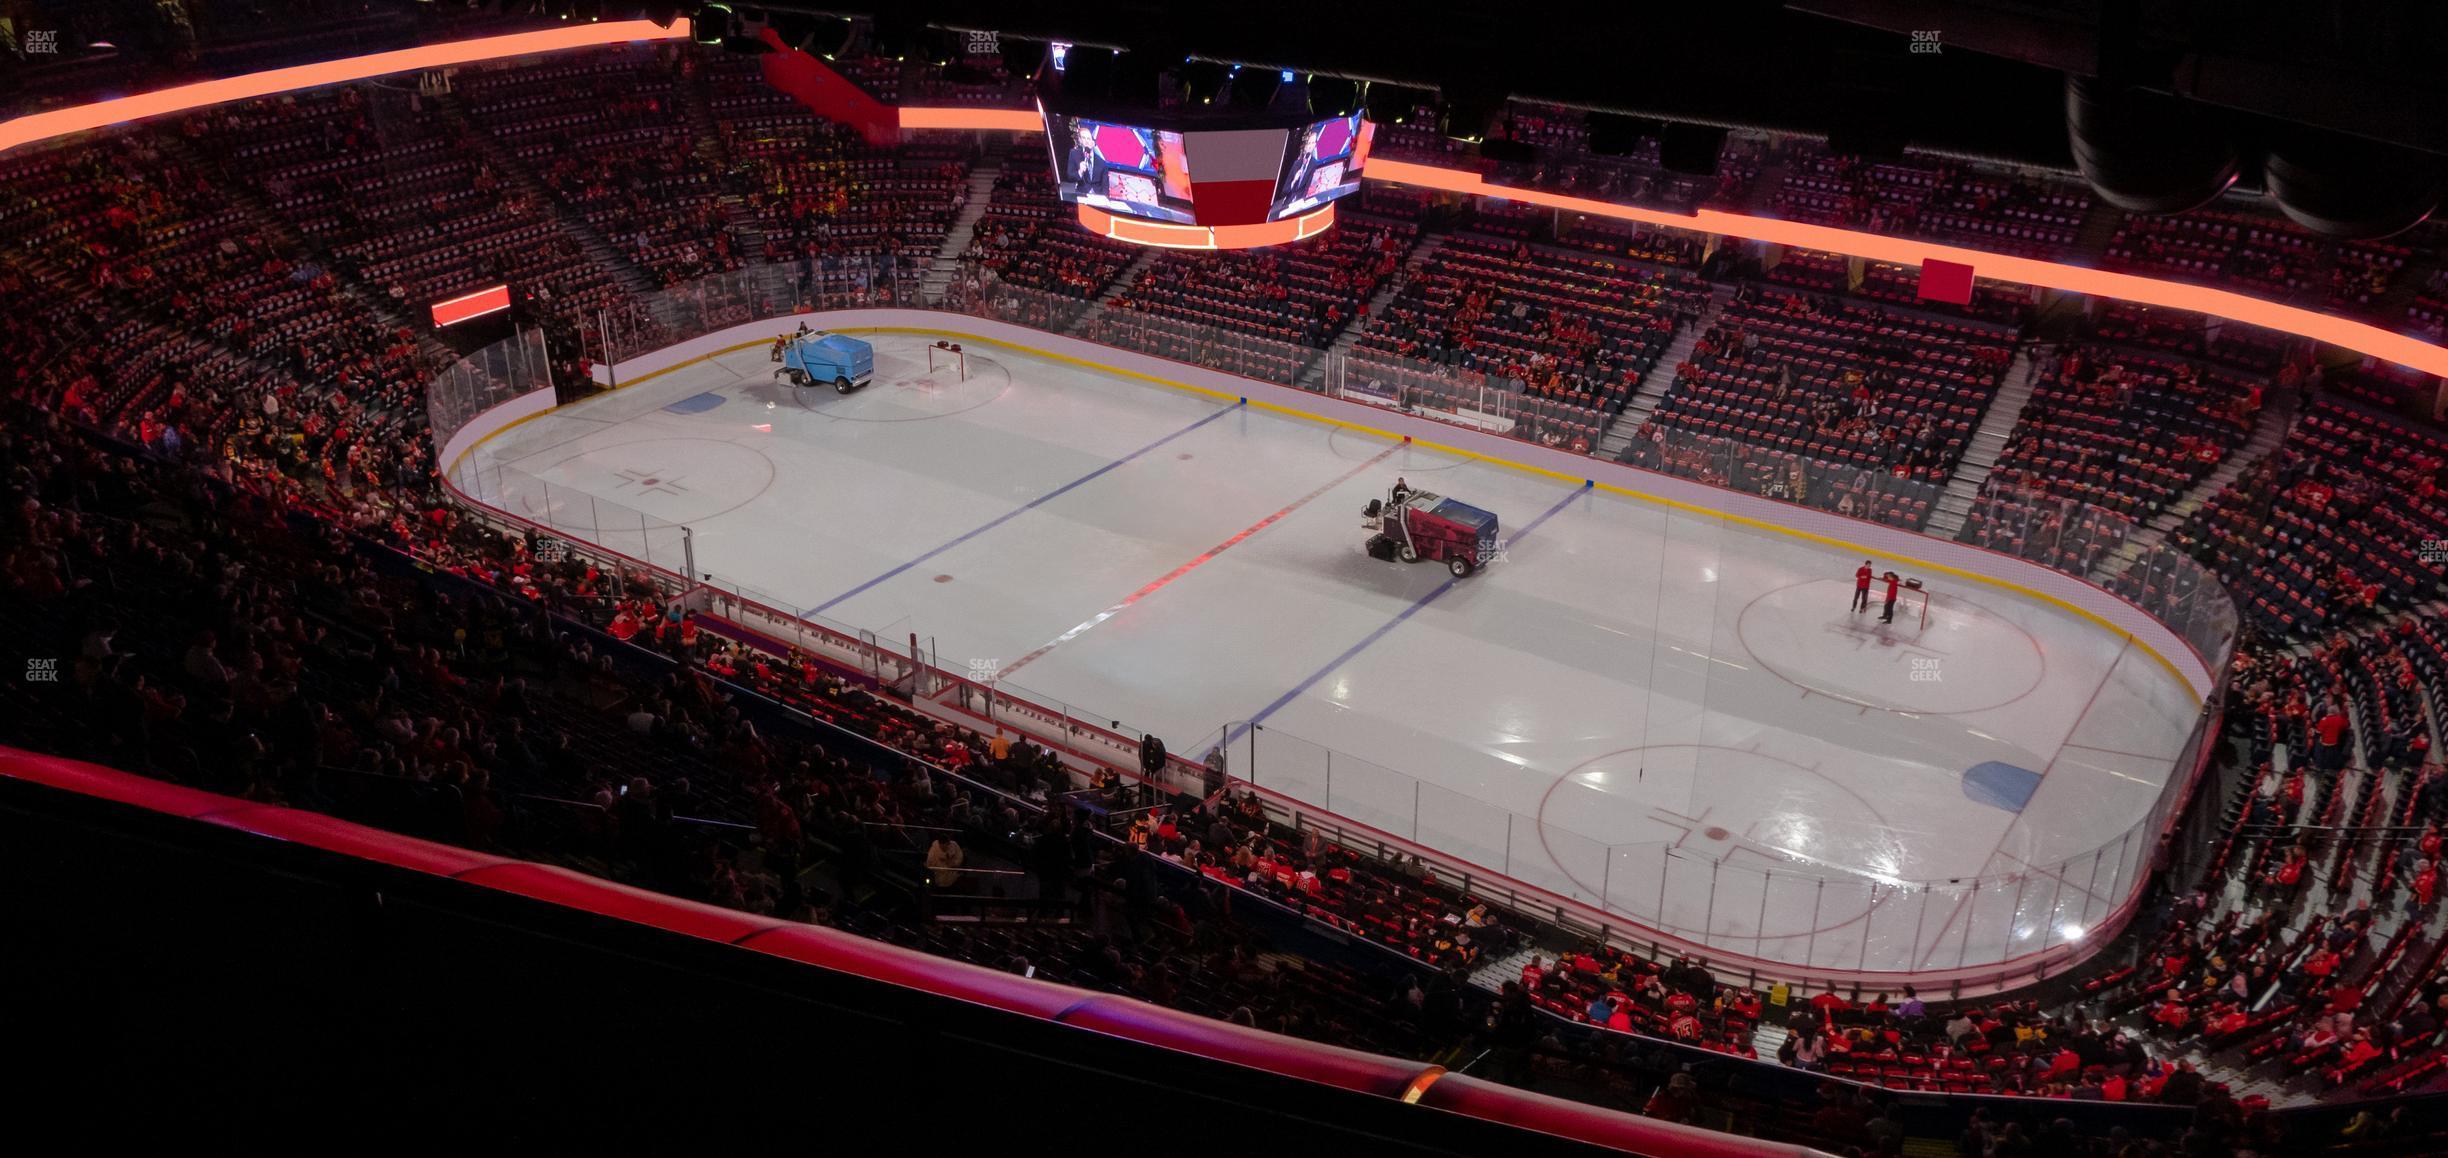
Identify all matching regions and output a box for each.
[0,744,1832,1158]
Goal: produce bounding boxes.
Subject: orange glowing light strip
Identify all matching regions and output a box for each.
[0,20,690,157]
[0,48,2431,372]
[1365,157,2448,377]
[1080,203,1336,250]
[898,106,1044,132]
[894,106,2448,375]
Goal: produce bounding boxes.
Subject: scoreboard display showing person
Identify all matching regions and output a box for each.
[1041,103,1373,231]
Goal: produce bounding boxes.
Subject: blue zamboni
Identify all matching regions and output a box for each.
[775,331,875,394]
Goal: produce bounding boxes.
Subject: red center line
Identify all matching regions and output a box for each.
[996,443,1404,679]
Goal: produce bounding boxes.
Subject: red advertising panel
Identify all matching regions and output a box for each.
[431,284,511,327]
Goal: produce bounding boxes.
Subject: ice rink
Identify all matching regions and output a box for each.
[457,332,2203,976]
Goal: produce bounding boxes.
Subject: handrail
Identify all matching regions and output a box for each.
[0,744,1834,1158]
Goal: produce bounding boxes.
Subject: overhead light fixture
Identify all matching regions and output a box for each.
[1372,83,1434,126]
[868,9,921,60]
[1226,65,1278,110]
[767,12,850,54]
[2064,76,2240,215]
[1659,123,1726,174]
[1437,80,1508,144]
[1307,75,1359,118]
[691,2,731,46]
[1178,59,1229,105]
[998,36,1045,79]
[2263,128,2447,239]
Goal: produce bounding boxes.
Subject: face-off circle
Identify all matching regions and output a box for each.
[515,436,778,528]
[1537,743,1900,943]
[1736,579,2046,715]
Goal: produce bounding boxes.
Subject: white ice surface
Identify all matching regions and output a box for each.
[462,335,2202,974]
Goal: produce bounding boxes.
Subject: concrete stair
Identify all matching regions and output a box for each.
[1047,246,1167,342]
[1924,346,2044,538]
[2100,388,2299,574]
[1106,245,1169,301]
[1297,229,1447,390]
[1738,148,1794,217]
[433,94,660,301]
[2069,202,2128,266]
[920,161,1005,305]
[156,132,455,366]
[676,64,764,260]
[1471,945,1537,996]
[1600,282,1733,459]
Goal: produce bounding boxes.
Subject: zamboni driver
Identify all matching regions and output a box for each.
[1390,476,1413,505]
[772,322,816,362]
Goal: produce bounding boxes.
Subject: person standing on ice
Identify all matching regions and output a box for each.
[1853,560,1874,613]
[1878,571,1901,623]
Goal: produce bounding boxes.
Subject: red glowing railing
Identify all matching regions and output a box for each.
[0,745,1832,1158]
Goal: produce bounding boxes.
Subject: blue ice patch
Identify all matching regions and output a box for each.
[1961,761,2041,813]
[663,392,726,414]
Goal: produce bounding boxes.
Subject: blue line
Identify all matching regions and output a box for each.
[1229,482,1591,743]
[811,403,1240,615]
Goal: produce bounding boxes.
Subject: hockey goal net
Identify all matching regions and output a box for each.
[1892,578,1931,632]
[926,341,968,379]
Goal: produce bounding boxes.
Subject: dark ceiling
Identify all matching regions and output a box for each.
[907,0,2081,166]
[15,0,2445,232]
[847,0,2448,173]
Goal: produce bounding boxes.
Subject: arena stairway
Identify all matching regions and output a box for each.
[433,92,661,302]
[677,64,767,260]
[2067,200,2127,267]
[1605,282,1734,459]
[919,160,1006,306]
[1733,148,1794,217]
[2098,384,2300,578]
[156,131,457,367]
[1299,230,1446,391]
[1093,247,1171,327]
[1924,346,2043,539]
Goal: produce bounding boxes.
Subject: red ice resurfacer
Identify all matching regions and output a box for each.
[1364,485,1499,577]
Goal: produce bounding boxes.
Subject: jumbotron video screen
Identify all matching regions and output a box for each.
[1045,109,1373,228]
